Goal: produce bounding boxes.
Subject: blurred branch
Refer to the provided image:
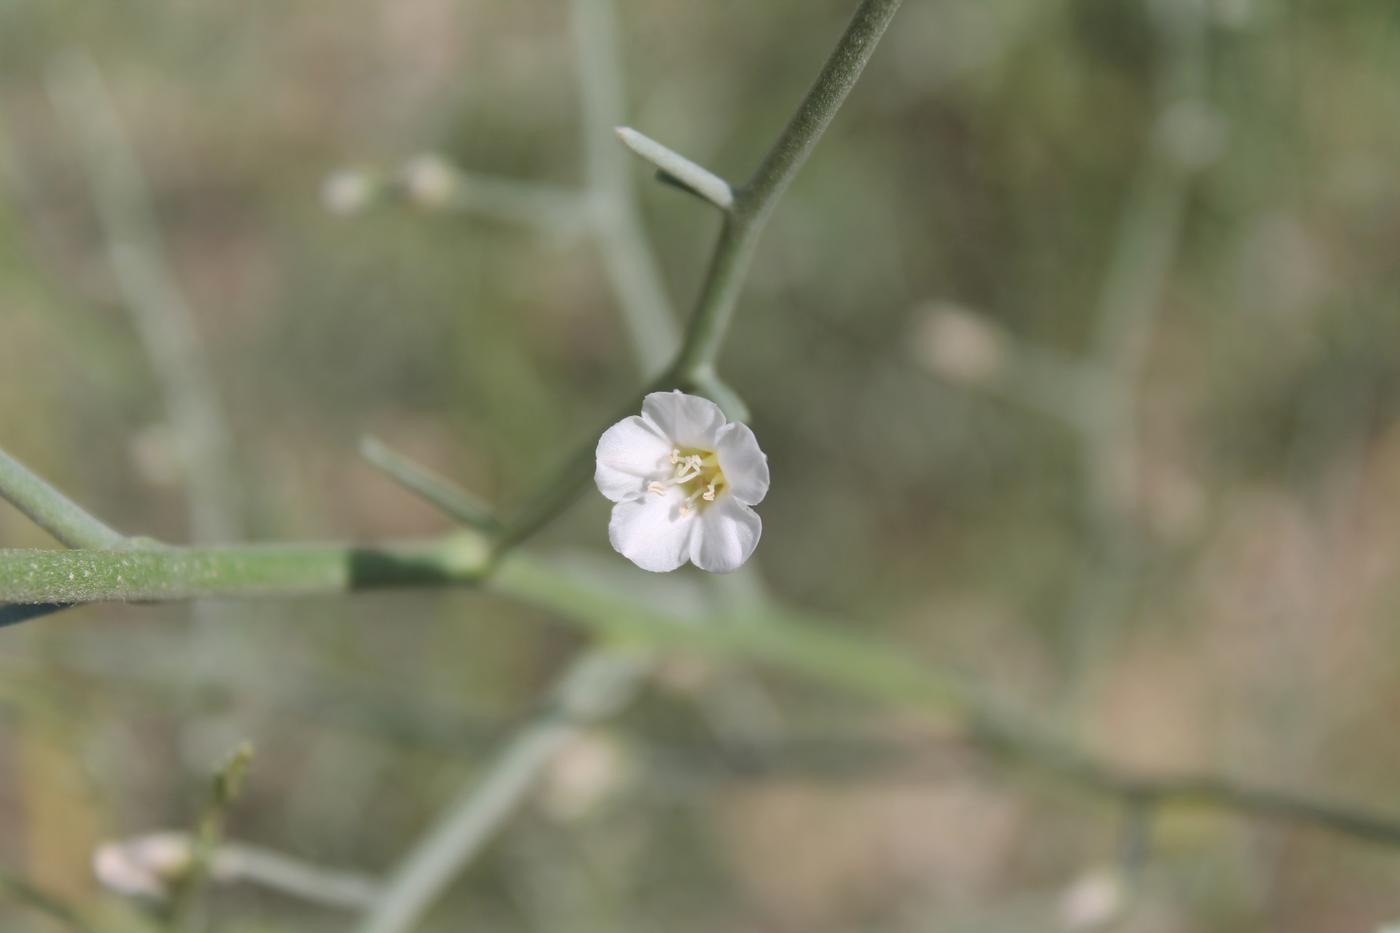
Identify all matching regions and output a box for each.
[912,304,1098,431]
[359,436,502,534]
[571,0,682,370]
[334,159,593,234]
[614,126,734,211]
[6,534,1400,853]
[1063,0,1217,686]
[503,557,1400,852]
[328,0,682,373]
[215,841,381,911]
[906,1,1219,691]
[169,742,254,926]
[46,52,242,545]
[0,870,94,932]
[97,831,381,912]
[356,650,649,933]
[992,731,1400,849]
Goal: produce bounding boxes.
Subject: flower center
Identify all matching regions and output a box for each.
[647,447,726,515]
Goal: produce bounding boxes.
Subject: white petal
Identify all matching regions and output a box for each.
[595,415,672,503]
[608,487,697,572]
[642,390,727,450]
[689,496,762,573]
[715,421,770,506]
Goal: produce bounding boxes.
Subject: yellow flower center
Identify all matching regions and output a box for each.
[647,447,726,515]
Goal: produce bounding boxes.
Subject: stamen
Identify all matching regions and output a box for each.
[672,463,702,483]
[652,447,727,512]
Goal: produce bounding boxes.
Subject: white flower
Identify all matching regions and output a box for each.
[92,832,192,899]
[595,390,769,573]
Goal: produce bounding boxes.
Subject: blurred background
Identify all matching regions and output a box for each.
[3,0,1400,929]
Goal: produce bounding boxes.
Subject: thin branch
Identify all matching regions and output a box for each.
[323,160,591,233]
[0,446,125,549]
[216,841,383,910]
[499,557,1400,852]
[359,436,501,534]
[571,0,682,370]
[47,52,242,544]
[407,160,593,233]
[95,831,383,911]
[356,649,649,933]
[1063,0,1214,691]
[614,126,734,210]
[169,742,255,926]
[326,0,683,376]
[979,715,1400,849]
[672,0,903,376]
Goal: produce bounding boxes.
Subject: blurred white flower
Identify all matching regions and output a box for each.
[320,169,375,216]
[92,832,192,899]
[595,390,769,573]
[400,153,459,208]
[1058,867,1126,930]
[540,733,630,821]
[913,301,1007,387]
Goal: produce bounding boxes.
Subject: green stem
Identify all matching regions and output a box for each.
[0,537,490,604]
[359,437,501,534]
[48,52,243,545]
[572,0,681,369]
[0,447,126,549]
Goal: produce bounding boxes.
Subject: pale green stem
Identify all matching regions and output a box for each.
[4,541,1400,850]
[0,538,492,604]
[171,742,255,927]
[47,52,242,544]
[572,0,682,370]
[359,437,501,534]
[1066,0,1210,690]
[356,650,649,933]
[211,840,384,910]
[0,447,125,549]
[440,173,591,233]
